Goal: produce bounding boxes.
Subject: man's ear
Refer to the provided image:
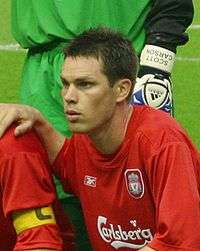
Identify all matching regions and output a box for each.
[114,79,132,102]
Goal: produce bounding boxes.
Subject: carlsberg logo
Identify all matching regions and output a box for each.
[97,216,153,249]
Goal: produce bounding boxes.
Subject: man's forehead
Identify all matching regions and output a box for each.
[61,56,103,79]
[64,56,102,67]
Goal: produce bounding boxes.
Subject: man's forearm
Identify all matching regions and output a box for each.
[33,109,65,163]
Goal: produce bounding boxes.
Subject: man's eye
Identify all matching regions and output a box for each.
[62,80,69,88]
[78,82,92,88]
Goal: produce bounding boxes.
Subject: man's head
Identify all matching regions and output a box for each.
[61,27,138,134]
[63,27,138,95]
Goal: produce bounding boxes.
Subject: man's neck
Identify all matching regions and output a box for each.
[88,104,133,154]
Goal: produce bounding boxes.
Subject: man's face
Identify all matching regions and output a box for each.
[61,56,117,134]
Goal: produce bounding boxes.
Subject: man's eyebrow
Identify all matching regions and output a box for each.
[60,77,69,84]
[74,77,94,83]
[60,76,65,81]
[60,76,94,83]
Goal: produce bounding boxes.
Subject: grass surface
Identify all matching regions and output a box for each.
[0,0,14,44]
[0,51,25,102]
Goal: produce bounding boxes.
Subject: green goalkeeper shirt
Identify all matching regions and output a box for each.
[11,0,151,54]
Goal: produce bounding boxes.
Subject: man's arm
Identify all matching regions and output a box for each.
[0,127,64,250]
[0,103,65,163]
[146,0,194,50]
[133,0,194,114]
[14,224,62,251]
[33,110,66,163]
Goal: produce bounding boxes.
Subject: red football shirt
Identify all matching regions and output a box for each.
[0,127,64,250]
[54,105,200,251]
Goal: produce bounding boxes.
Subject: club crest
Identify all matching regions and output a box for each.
[124,169,144,199]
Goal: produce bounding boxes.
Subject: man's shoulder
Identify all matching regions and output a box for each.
[132,105,188,147]
[133,105,178,129]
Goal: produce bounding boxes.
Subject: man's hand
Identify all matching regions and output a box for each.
[0,103,65,163]
[0,103,40,138]
[132,44,175,115]
[132,73,172,113]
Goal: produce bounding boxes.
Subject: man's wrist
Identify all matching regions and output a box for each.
[140,45,175,74]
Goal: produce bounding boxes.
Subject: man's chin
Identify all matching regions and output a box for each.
[68,124,89,134]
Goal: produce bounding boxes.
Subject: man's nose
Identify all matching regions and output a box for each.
[62,84,78,103]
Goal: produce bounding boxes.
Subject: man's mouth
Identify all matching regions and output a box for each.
[66,110,81,122]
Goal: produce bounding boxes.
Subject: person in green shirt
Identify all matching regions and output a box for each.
[11,1,194,250]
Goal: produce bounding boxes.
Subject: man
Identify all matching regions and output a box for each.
[0,126,71,250]
[11,1,194,249]
[1,27,200,250]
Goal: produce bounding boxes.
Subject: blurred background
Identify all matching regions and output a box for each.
[0,0,199,148]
